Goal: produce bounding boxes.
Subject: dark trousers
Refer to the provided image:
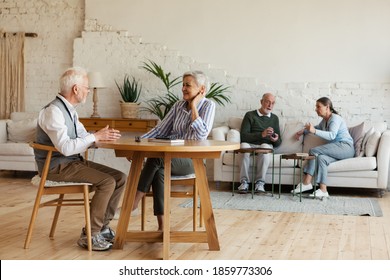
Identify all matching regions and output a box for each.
[137,158,194,215]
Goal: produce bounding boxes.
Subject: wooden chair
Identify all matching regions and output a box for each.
[24,143,93,251]
[141,174,203,231]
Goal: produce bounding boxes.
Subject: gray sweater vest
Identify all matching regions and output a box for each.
[34,97,82,175]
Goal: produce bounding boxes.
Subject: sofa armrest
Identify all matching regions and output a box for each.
[377,130,390,189]
[0,119,8,143]
[212,126,230,182]
[212,126,230,141]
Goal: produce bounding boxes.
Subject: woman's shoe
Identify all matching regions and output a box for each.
[309,189,329,198]
[291,183,313,194]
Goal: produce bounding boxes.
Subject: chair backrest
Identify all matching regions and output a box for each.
[30,143,57,195]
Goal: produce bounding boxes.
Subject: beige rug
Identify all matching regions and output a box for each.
[180,191,382,217]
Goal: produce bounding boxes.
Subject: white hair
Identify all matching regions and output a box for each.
[183,70,210,94]
[59,66,87,95]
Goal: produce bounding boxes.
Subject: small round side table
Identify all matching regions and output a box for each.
[278,153,317,202]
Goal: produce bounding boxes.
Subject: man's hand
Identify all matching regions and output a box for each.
[94,125,121,142]
[270,132,279,142]
[262,127,275,138]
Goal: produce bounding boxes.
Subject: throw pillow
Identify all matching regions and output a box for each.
[274,121,304,154]
[228,117,243,130]
[227,129,240,143]
[302,133,328,153]
[7,118,37,143]
[359,127,375,157]
[348,122,365,157]
[365,131,381,157]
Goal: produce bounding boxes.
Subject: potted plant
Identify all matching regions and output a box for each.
[141,59,231,120]
[115,74,142,119]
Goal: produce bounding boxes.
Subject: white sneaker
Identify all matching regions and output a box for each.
[309,189,329,198]
[237,181,249,193]
[113,207,139,220]
[291,183,313,194]
[254,181,265,192]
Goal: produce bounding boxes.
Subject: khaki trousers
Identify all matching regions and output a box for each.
[47,159,126,235]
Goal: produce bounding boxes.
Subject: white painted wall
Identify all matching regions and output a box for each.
[86,0,390,83]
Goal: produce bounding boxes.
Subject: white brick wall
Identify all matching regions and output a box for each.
[1,0,85,113]
[1,1,389,183]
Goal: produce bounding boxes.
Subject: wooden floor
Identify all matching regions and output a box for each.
[1,170,389,260]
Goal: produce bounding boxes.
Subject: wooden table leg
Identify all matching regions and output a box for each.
[193,158,220,251]
[163,152,172,260]
[113,152,144,249]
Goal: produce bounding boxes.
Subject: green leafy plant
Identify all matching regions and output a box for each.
[115,75,142,103]
[206,83,231,106]
[141,59,231,120]
[141,60,182,93]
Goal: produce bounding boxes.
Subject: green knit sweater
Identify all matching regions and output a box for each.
[240,110,282,147]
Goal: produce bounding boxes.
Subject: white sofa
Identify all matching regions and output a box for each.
[0,112,38,171]
[212,117,390,195]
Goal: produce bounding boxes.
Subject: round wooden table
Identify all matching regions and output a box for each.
[96,138,240,259]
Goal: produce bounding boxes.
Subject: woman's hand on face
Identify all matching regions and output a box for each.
[190,91,204,108]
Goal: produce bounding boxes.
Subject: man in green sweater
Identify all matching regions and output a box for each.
[238,93,282,193]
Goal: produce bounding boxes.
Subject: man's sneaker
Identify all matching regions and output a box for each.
[309,189,329,198]
[237,181,249,193]
[254,181,265,193]
[291,183,313,194]
[77,230,112,251]
[100,226,115,243]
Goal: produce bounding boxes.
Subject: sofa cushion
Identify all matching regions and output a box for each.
[0,120,7,143]
[0,142,35,156]
[274,121,304,154]
[7,118,37,143]
[359,127,375,157]
[348,122,365,157]
[228,117,243,130]
[10,112,38,121]
[365,130,381,157]
[327,157,377,172]
[364,121,387,133]
[227,129,240,143]
[302,133,328,153]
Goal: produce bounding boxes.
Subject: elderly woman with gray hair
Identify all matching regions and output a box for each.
[117,71,216,230]
[294,97,354,198]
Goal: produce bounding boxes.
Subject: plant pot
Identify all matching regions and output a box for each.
[120,102,139,119]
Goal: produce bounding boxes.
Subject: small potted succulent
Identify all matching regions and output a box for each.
[115,74,142,118]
